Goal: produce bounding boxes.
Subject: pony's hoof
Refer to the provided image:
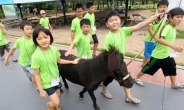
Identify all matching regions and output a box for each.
[79,96,83,100]
[60,88,64,93]
[95,107,100,110]
[65,87,69,90]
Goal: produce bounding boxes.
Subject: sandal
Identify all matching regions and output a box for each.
[125,96,141,104]
[172,83,184,89]
[101,90,113,99]
[55,106,62,110]
[134,77,145,87]
[47,102,55,110]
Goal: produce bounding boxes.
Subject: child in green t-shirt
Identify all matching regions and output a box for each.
[39,10,52,31]
[65,19,92,59]
[31,26,78,110]
[84,2,98,57]
[134,7,184,89]
[71,3,84,41]
[101,10,164,103]
[4,20,37,90]
[142,0,168,67]
[0,22,17,62]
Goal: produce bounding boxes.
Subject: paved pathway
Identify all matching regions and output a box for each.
[0,37,183,110]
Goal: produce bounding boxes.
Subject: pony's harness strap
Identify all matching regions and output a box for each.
[111,73,130,83]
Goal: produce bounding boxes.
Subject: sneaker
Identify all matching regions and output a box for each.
[133,77,145,87]
[12,58,18,62]
[172,83,184,89]
[1,56,4,61]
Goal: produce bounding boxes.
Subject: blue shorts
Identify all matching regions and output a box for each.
[92,34,99,44]
[21,66,34,78]
[144,41,156,58]
[44,83,61,96]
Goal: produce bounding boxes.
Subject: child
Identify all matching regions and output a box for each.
[39,10,52,31]
[84,2,98,57]
[101,10,164,103]
[4,20,37,89]
[0,22,17,62]
[31,26,78,110]
[142,0,169,67]
[71,3,84,41]
[134,7,184,89]
[65,19,92,59]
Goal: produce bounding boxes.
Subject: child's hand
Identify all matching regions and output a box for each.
[90,40,94,45]
[65,51,71,57]
[4,58,9,66]
[171,45,183,52]
[40,90,48,98]
[73,58,79,64]
[153,13,165,21]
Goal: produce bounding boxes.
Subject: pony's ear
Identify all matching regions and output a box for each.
[107,49,120,73]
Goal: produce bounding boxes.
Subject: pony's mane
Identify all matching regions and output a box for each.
[78,46,124,89]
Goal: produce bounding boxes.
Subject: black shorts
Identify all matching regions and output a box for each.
[92,34,99,44]
[141,57,176,76]
[0,44,10,56]
[44,83,61,96]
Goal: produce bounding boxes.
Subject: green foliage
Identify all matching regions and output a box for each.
[176,29,184,39]
[125,52,144,59]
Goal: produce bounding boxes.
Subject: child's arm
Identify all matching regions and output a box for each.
[4,47,16,66]
[34,69,48,98]
[148,25,157,40]
[71,30,75,41]
[131,13,164,32]
[49,23,52,31]
[156,37,183,52]
[57,57,79,64]
[0,26,7,35]
[65,42,75,56]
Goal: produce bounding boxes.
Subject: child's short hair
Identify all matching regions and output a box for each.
[80,19,90,27]
[157,0,169,7]
[32,26,53,46]
[105,10,120,22]
[19,20,32,30]
[75,3,84,11]
[169,7,184,18]
[86,2,94,9]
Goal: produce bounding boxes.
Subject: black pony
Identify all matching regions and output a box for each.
[58,46,134,110]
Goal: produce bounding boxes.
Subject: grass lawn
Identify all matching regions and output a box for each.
[176,29,184,38]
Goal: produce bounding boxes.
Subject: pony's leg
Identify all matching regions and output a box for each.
[88,90,100,110]
[61,76,69,89]
[79,87,87,100]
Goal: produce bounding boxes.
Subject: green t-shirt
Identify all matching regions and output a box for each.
[145,17,166,42]
[31,45,61,89]
[0,23,8,46]
[39,17,49,29]
[14,37,35,66]
[84,12,95,35]
[74,33,92,59]
[152,25,176,59]
[104,27,132,56]
[71,17,82,36]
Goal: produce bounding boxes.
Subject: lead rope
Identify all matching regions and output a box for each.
[161,77,166,110]
[126,14,165,66]
[125,13,171,110]
[159,13,171,110]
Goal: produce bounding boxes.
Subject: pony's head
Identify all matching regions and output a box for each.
[104,46,134,88]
